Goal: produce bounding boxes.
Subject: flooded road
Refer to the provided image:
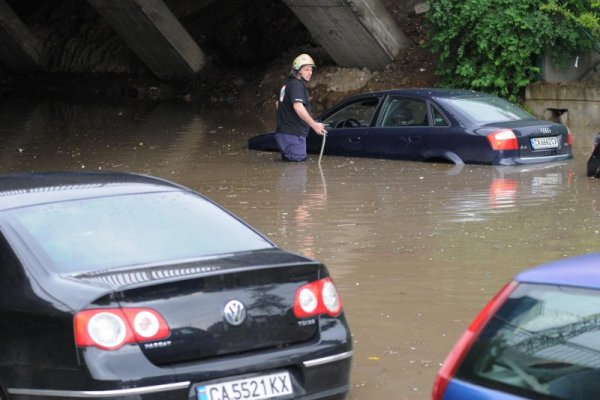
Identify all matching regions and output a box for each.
[2,97,600,399]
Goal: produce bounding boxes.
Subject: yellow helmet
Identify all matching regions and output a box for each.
[292,54,316,71]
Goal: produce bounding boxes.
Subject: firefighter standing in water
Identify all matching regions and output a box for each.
[275,54,327,162]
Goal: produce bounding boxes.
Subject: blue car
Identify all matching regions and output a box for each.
[248,88,573,165]
[433,253,600,399]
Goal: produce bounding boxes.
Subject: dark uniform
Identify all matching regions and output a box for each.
[275,77,311,162]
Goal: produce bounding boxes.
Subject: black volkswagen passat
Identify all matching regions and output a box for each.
[0,171,352,400]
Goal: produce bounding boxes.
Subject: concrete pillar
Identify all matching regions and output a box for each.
[0,0,41,73]
[283,0,409,71]
[87,0,204,80]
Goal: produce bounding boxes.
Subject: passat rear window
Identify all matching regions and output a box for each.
[456,283,600,399]
[437,95,534,125]
[9,191,273,273]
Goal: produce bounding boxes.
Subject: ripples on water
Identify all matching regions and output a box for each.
[2,97,600,399]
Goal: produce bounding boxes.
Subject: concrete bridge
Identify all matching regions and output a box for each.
[0,0,409,80]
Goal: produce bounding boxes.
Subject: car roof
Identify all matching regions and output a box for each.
[515,253,600,290]
[0,171,184,211]
[357,87,486,99]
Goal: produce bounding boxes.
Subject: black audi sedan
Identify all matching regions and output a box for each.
[0,171,352,400]
[248,88,573,165]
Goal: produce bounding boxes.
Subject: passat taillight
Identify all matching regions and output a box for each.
[74,308,170,350]
[294,277,342,318]
[487,129,518,151]
[432,281,518,400]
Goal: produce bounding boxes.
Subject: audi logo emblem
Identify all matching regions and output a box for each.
[223,299,247,326]
[540,127,552,134]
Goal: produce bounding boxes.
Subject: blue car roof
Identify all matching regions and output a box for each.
[515,253,600,290]
[361,87,484,99]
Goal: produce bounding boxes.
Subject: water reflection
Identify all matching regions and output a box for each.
[440,162,575,223]
[273,163,329,259]
[0,98,213,173]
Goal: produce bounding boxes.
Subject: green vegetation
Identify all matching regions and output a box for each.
[427,0,600,102]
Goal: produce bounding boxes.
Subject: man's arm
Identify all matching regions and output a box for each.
[293,102,326,136]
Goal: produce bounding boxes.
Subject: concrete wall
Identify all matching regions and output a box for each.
[541,51,600,83]
[528,51,600,139]
[525,83,600,140]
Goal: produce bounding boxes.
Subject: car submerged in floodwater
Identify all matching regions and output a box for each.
[0,171,352,400]
[248,88,573,166]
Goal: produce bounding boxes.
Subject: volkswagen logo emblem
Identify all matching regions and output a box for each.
[223,300,247,326]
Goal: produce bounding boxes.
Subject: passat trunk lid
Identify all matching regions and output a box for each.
[76,249,324,365]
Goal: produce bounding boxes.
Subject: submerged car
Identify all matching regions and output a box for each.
[249,88,573,165]
[587,132,600,177]
[0,171,352,400]
[433,253,600,399]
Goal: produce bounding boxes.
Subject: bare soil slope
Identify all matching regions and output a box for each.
[236,2,438,117]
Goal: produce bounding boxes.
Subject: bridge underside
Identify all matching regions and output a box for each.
[283,0,409,71]
[0,0,40,73]
[0,0,408,80]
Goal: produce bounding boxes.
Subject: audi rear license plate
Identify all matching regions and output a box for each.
[531,136,559,150]
[197,372,293,400]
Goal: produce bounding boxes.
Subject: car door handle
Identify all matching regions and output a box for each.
[408,136,421,143]
[349,137,362,143]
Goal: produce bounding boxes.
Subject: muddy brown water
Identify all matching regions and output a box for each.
[2,97,600,399]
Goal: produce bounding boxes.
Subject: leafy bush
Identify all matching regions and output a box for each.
[427,0,597,101]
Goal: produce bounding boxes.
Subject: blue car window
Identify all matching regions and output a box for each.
[322,98,379,129]
[437,95,534,125]
[9,191,273,273]
[456,283,600,399]
[380,97,428,127]
[431,105,449,127]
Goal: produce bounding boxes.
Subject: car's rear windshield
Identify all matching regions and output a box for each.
[456,283,600,399]
[8,191,273,273]
[436,95,534,125]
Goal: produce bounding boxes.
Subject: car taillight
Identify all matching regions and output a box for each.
[432,281,518,400]
[487,129,518,151]
[74,308,170,350]
[567,128,573,146]
[294,277,342,318]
